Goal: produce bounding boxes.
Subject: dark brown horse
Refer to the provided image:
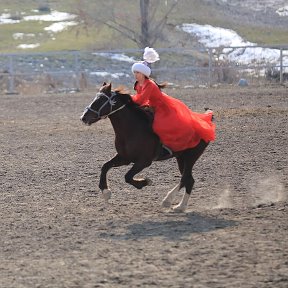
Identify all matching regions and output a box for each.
[80,83,210,212]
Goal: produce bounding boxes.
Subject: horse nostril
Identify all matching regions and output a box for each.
[81,115,86,122]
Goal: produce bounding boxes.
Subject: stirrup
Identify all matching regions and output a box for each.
[162,145,173,156]
[157,144,173,160]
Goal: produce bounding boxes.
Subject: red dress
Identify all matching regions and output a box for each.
[132,79,216,152]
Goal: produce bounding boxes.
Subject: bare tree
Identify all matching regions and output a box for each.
[75,0,178,48]
[140,0,150,47]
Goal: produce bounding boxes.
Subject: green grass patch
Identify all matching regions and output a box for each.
[0,0,76,13]
[0,22,48,52]
[35,28,104,52]
[235,26,288,45]
[34,24,138,52]
[0,0,81,52]
[0,0,287,53]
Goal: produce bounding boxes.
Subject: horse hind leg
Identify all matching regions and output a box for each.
[161,183,180,208]
[161,175,193,212]
[173,140,208,212]
[161,155,184,208]
[173,175,194,212]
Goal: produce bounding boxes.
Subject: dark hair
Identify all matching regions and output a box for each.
[134,78,167,90]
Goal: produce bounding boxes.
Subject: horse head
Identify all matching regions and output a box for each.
[81,83,127,125]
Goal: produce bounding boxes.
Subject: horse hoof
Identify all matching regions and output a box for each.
[172,204,186,213]
[102,189,111,202]
[161,199,172,208]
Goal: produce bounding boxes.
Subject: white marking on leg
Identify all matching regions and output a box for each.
[161,183,180,208]
[173,192,190,212]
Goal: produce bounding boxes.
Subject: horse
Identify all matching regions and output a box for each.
[80,83,210,212]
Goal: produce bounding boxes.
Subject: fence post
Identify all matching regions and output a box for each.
[280,48,283,85]
[7,55,17,94]
[208,48,212,87]
[74,51,80,91]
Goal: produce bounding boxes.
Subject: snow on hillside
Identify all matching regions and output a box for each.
[217,0,288,14]
[179,23,288,72]
[23,11,76,22]
[276,6,288,16]
[94,53,135,63]
[44,21,77,33]
[0,10,77,49]
[0,13,20,24]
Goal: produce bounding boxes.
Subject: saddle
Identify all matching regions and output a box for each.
[136,105,155,128]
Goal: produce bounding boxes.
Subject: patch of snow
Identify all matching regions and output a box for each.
[90,72,110,77]
[217,0,288,12]
[111,72,130,78]
[179,23,288,71]
[95,53,135,63]
[90,71,130,78]
[224,46,280,65]
[44,21,77,33]
[0,13,20,24]
[13,33,35,40]
[13,33,25,40]
[276,6,288,16]
[180,23,252,48]
[17,43,40,49]
[24,11,76,22]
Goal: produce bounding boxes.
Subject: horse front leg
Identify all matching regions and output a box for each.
[125,161,152,189]
[99,154,130,202]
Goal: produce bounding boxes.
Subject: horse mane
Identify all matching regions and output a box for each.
[113,87,135,107]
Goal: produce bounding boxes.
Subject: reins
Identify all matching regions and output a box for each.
[85,92,126,120]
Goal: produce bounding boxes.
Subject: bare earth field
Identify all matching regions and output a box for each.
[0,85,287,288]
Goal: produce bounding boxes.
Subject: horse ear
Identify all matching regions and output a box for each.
[100,82,112,95]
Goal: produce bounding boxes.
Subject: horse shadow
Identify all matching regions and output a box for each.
[100,212,237,241]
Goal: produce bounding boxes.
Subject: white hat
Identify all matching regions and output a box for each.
[131,47,160,77]
[131,62,151,77]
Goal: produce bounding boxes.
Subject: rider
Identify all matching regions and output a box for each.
[131,47,215,156]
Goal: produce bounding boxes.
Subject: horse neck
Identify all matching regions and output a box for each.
[108,106,134,135]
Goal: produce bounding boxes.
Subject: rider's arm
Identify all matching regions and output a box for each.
[132,81,154,106]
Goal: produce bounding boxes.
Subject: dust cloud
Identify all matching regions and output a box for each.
[214,187,234,209]
[251,175,286,206]
[212,173,286,210]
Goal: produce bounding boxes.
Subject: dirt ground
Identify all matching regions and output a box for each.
[0,85,287,288]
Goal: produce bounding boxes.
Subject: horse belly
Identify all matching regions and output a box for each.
[115,133,158,162]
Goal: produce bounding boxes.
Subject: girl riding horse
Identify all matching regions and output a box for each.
[80,48,216,212]
[131,47,215,157]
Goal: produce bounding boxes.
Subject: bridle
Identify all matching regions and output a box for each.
[85,91,126,120]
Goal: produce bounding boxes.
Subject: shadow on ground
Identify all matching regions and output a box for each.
[99,212,237,241]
